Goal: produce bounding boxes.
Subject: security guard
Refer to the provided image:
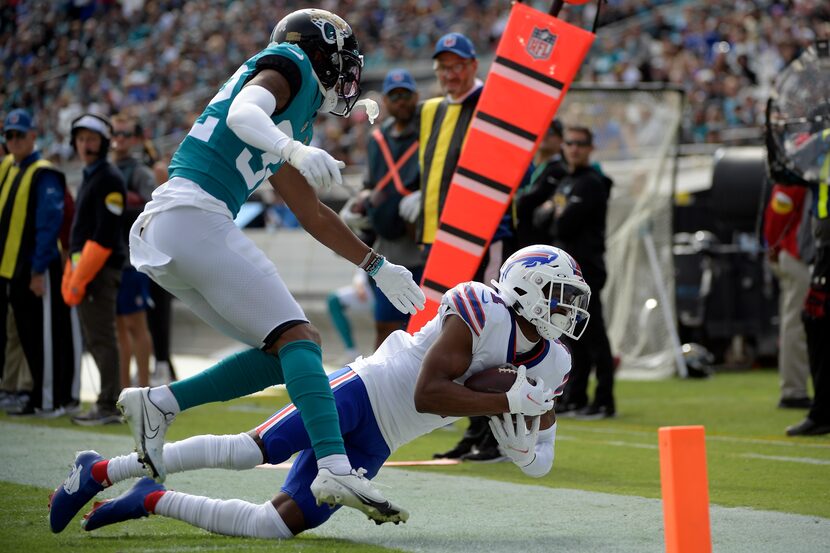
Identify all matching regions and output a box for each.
[0,108,77,416]
[64,113,126,425]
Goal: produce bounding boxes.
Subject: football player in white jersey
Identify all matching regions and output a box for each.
[49,246,589,539]
[114,8,425,524]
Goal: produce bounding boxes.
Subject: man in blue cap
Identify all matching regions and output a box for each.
[400,33,519,462]
[0,108,77,416]
[353,68,424,347]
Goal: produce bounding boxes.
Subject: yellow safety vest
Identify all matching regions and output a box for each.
[0,154,56,278]
[418,94,478,244]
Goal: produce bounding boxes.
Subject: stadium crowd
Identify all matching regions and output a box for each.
[2,0,828,164]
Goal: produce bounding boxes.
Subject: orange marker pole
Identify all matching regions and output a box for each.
[658,426,712,553]
[407,1,595,333]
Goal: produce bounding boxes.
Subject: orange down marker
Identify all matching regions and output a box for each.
[407,1,595,332]
[658,426,712,553]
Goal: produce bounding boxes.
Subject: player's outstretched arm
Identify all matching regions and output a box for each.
[271,166,424,314]
[415,315,511,416]
[270,163,373,264]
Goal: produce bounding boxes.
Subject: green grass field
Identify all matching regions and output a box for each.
[1,369,828,552]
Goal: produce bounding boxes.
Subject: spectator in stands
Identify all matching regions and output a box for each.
[515,119,567,249]
[409,32,511,463]
[111,113,154,389]
[764,183,813,409]
[0,108,77,417]
[535,125,616,419]
[2,0,826,160]
[63,113,126,425]
[363,68,424,347]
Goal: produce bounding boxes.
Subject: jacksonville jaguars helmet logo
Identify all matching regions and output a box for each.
[309,11,351,45]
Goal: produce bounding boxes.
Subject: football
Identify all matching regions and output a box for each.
[464,364,533,393]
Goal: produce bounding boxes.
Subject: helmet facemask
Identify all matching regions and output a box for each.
[328,45,363,116]
[518,274,591,340]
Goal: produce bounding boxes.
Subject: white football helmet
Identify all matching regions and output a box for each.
[491,245,591,340]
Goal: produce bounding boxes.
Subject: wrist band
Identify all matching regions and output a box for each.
[358,249,375,270]
[364,253,385,277]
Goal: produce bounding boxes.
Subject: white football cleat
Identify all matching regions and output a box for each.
[117,387,175,483]
[310,467,409,525]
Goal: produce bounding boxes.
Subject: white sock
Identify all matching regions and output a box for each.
[164,433,263,473]
[106,433,262,485]
[317,453,351,475]
[148,385,180,415]
[106,452,146,484]
[155,493,293,538]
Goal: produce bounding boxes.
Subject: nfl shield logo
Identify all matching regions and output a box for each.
[527,27,556,60]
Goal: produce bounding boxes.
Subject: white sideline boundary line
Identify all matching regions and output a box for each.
[567,424,830,450]
[741,453,830,465]
[1,422,829,553]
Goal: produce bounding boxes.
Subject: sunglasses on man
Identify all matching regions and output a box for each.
[564,139,591,147]
[4,130,27,141]
[112,130,135,137]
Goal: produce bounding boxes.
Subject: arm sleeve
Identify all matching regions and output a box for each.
[226,84,292,156]
[32,171,64,274]
[519,422,557,478]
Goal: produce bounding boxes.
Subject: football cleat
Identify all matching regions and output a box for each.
[117,387,175,482]
[49,450,106,533]
[310,467,409,525]
[81,477,164,531]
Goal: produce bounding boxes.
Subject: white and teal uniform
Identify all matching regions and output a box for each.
[129,43,324,346]
[169,42,323,217]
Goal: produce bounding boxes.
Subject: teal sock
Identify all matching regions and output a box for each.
[279,340,346,458]
[169,348,284,411]
[327,293,355,349]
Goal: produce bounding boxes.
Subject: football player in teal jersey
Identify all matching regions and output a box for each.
[116,8,424,524]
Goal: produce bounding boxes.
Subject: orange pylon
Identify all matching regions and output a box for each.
[658,426,712,553]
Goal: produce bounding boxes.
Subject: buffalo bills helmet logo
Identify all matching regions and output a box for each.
[503,252,559,276]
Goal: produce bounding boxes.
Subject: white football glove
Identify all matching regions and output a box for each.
[371,259,426,315]
[281,140,345,194]
[489,413,540,468]
[505,364,554,416]
[398,190,421,223]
